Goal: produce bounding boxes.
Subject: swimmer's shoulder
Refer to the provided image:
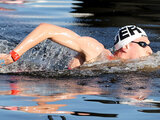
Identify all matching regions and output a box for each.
[83,48,114,64]
[68,48,115,69]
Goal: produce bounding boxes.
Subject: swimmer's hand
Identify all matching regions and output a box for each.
[0,54,14,68]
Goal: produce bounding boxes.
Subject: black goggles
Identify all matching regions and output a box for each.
[131,41,150,48]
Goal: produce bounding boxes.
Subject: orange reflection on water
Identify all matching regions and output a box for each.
[0,73,153,114]
[0,75,103,114]
[0,7,15,11]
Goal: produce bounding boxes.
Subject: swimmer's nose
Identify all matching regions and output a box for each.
[148,51,152,55]
[147,47,153,55]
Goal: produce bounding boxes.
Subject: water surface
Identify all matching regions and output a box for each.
[0,0,160,120]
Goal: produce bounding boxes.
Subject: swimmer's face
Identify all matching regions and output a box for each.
[114,36,153,59]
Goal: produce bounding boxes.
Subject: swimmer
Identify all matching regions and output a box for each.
[0,23,153,69]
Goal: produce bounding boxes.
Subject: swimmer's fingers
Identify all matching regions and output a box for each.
[0,59,6,67]
[0,54,14,68]
[0,54,7,68]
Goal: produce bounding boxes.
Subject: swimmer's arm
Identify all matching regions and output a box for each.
[14,23,104,58]
[0,23,104,67]
[68,53,85,69]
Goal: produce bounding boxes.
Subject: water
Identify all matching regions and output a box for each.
[0,0,160,120]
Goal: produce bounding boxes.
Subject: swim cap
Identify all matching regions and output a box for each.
[114,25,147,51]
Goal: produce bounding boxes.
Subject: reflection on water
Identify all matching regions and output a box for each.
[0,0,86,26]
[0,0,24,11]
[0,73,160,119]
[71,111,118,117]
[138,109,160,113]
[0,75,103,114]
[72,0,160,27]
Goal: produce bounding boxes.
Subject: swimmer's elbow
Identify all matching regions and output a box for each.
[38,23,55,31]
[68,53,85,69]
[39,23,52,27]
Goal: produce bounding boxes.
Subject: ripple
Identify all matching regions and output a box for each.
[71,111,118,117]
[138,109,160,113]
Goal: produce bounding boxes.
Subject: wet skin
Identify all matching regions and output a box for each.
[0,23,153,69]
[114,37,153,60]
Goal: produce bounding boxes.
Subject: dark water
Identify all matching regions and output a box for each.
[0,0,160,120]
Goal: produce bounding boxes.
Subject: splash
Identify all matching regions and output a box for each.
[0,39,74,73]
[0,39,160,77]
[80,52,160,73]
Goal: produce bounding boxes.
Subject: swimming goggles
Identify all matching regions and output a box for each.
[131,41,150,48]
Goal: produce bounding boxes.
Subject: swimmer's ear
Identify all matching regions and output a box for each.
[121,44,130,52]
